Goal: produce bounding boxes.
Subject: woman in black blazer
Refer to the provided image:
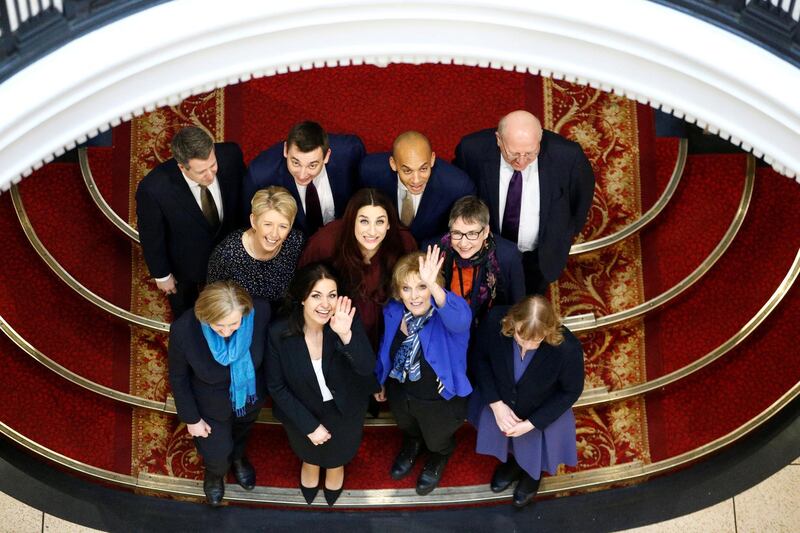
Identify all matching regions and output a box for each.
[267,263,376,506]
[470,295,584,508]
[168,281,270,506]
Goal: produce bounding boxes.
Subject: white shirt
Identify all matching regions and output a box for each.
[311,358,334,402]
[397,179,422,217]
[156,173,224,283]
[498,158,540,252]
[296,165,335,225]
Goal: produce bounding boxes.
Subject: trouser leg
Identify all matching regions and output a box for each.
[193,416,234,477]
[230,407,261,461]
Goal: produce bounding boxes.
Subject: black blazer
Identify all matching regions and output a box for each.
[267,318,377,435]
[135,142,245,283]
[168,299,270,424]
[241,134,365,236]
[454,129,595,283]
[359,152,476,243]
[471,306,584,430]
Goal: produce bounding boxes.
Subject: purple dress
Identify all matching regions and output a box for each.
[474,343,578,480]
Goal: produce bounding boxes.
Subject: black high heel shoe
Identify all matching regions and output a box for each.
[323,486,343,506]
[300,482,320,505]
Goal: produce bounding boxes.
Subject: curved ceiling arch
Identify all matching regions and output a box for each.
[0,0,798,190]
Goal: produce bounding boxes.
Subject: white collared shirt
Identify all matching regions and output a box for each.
[296,165,335,225]
[311,358,334,401]
[181,172,225,222]
[498,158,540,252]
[397,178,422,217]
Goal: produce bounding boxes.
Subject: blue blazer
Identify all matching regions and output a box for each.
[242,134,366,236]
[376,291,473,400]
[454,128,595,283]
[359,152,476,243]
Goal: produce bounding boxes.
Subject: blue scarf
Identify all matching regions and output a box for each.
[389,305,435,383]
[201,311,257,417]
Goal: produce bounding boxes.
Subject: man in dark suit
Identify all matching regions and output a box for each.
[136,126,245,318]
[454,110,595,295]
[360,131,476,243]
[242,121,365,237]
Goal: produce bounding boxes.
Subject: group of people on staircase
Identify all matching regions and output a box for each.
[136,110,595,508]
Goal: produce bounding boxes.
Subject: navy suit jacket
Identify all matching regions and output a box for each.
[242,134,365,236]
[470,305,584,430]
[359,152,476,243]
[454,129,595,283]
[168,299,270,424]
[135,142,245,284]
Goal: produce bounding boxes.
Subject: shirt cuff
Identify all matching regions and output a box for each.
[154,273,173,283]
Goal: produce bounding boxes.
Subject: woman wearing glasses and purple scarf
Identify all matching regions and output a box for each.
[425,196,525,328]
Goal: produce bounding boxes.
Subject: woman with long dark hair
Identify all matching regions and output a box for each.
[267,263,376,506]
[299,188,417,348]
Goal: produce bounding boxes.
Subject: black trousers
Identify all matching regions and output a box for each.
[521,250,549,296]
[386,380,467,456]
[193,407,261,476]
[167,279,201,321]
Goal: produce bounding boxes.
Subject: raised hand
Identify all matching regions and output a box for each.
[418,245,445,288]
[329,296,356,344]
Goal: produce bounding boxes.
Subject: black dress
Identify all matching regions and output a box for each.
[207,228,304,305]
[267,318,377,468]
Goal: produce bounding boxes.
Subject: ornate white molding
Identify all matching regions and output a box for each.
[0,0,798,190]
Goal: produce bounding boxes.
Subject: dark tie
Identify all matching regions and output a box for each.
[501,170,522,243]
[200,185,220,228]
[305,181,323,235]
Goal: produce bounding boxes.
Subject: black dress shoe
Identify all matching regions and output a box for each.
[415,453,449,496]
[300,483,319,505]
[490,458,523,493]
[512,473,541,508]
[231,457,256,490]
[390,439,423,480]
[323,486,343,506]
[203,470,225,506]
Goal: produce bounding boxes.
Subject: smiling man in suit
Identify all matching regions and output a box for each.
[454,110,595,295]
[242,121,365,237]
[359,131,475,243]
[136,126,245,319]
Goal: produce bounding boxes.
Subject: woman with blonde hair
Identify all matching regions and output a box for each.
[374,246,472,496]
[168,281,270,506]
[207,186,304,307]
[470,295,584,508]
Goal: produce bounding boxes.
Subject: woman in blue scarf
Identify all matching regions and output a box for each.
[168,281,270,506]
[374,246,473,496]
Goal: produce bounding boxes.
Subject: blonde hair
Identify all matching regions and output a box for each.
[194,281,254,324]
[250,186,298,225]
[500,295,564,346]
[391,251,445,300]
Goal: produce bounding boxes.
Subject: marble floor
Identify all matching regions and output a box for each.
[1,456,798,533]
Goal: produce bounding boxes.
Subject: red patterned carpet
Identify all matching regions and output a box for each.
[0,63,798,503]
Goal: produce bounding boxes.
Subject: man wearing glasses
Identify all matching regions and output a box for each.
[425,196,526,328]
[454,110,595,295]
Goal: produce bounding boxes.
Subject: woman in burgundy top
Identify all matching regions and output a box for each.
[299,188,417,348]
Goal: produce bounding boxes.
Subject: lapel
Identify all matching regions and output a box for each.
[482,150,502,231]
[167,163,212,230]
[411,167,440,235]
[501,335,515,384]
[287,334,318,392]
[321,326,336,376]
[536,136,554,239]
[516,341,555,387]
[279,165,306,227]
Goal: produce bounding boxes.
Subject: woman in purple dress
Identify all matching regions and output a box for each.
[469,295,584,508]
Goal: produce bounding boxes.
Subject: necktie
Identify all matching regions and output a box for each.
[200,185,220,228]
[501,170,522,243]
[400,190,415,227]
[305,181,323,235]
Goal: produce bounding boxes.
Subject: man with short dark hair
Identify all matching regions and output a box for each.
[136,126,245,318]
[242,121,365,237]
[454,110,595,295]
[359,131,475,243]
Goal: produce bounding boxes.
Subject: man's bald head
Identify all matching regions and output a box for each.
[496,110,543,171]
[390,131,436,195]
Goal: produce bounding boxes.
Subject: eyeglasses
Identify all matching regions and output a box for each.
[498,138,539,163]
[451,227,485,241]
